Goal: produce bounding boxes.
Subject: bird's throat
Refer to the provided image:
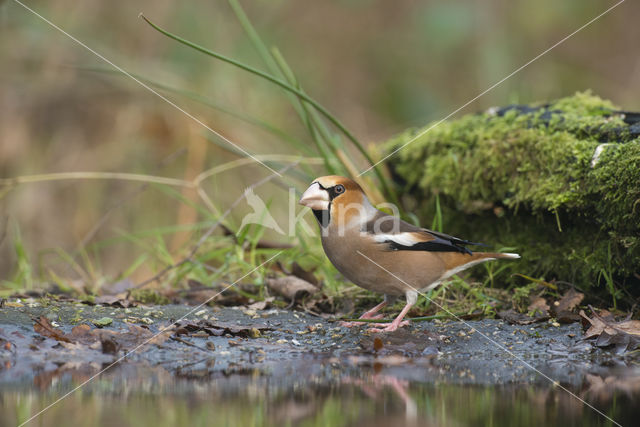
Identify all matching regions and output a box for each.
[312,209,330,228]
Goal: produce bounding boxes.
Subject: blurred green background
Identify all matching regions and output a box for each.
[1,0,638,287]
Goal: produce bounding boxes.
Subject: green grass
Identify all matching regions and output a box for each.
[1,1,395,299]
[0,1,545,318]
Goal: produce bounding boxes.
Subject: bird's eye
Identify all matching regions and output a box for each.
[335,185,345,194]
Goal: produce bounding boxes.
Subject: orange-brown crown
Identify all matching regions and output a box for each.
[311,176,370,225]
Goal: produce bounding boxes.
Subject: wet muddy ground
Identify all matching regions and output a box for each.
[1,301,639,426]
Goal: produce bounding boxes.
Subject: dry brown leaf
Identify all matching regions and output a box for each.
[528,297,550,316]
[94,294,136,308]
[291,262,320,287]
[267,276,319,302]
[33,317,73,343]
[554,289,584,313]
[580,308,640,353]
[33,316,173,353]
[246,297,274,311]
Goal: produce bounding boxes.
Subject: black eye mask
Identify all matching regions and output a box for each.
[315,182,343,201]
[310,182,344,228]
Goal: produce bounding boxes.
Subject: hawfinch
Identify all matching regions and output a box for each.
[299,175,520,333]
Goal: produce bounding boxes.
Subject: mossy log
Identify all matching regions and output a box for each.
[386,92,639,294]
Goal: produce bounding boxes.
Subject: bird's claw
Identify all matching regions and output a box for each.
[361,313,384,320]
[339,321,362,328]
[369,320,410,333]
[339,314,384,328]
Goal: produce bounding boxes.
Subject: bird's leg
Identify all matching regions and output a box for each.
[359,300,388,319]
[370,291,417,333]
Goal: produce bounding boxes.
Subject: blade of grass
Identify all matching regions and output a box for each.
[512,273,558,290]
[227,1,398,204]
[10,224,34,290]
[220,14,331,176]
[140,15,356,149]
[140,14,396,203]
[431,194,443,231]
[227,1,399,204]
[269,47,345,175]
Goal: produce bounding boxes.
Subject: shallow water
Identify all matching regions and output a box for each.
[1,303,639,426]
[2,366,637,427]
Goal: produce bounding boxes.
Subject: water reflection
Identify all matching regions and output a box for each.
[2,361,639,427]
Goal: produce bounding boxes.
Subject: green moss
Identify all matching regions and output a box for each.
[386,92,640,294]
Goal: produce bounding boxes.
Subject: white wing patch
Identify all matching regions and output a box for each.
[372,232,421,247]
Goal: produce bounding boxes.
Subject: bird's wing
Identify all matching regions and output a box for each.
[363,210,483,255]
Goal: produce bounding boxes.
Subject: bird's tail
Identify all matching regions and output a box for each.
[475,252,521,260]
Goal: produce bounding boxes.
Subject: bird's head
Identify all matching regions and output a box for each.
[299,176,371,228]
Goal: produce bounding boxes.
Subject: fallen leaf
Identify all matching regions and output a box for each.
[93,295,136,308]
[33,316,172,353]
[580,308,640,353]
[527,297,550,316]
[267,276,319,303]
[373,337,384,352]
[34,317,73,343]
[553,289,584,314]
[246,297,274,311]
[291,262,320,287]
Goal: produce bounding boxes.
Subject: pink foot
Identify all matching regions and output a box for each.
[339,314,384,328]
[369,320,410,333]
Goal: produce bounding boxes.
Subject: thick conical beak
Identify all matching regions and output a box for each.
[299,182,330,210]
